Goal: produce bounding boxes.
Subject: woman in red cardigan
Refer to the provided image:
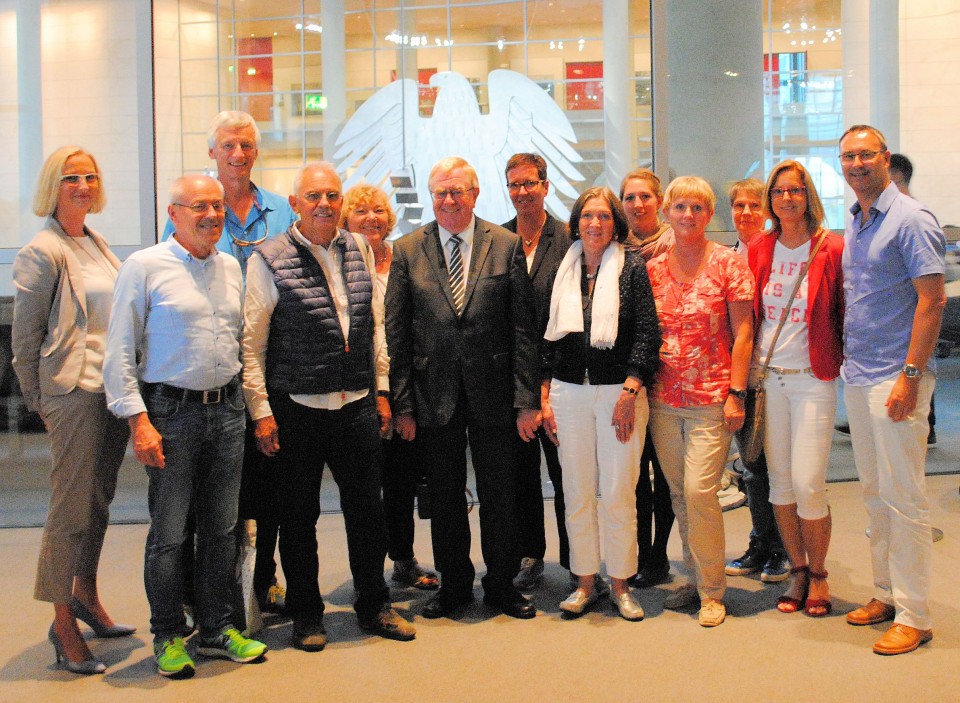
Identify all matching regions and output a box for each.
[748,160,844,618]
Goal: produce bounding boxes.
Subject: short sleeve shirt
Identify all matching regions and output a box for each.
[647,244,755,407]
[841,183,945,385]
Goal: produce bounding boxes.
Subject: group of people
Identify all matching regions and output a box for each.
[12,114,945,680]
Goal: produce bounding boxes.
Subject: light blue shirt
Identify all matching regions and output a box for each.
[841,182,945,386]
[161,182,296,275]
[104,238,244,418]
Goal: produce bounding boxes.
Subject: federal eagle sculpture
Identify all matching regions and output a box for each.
[334,69,585,231]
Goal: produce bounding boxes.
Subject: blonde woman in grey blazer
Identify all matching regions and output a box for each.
[12,147,133,675]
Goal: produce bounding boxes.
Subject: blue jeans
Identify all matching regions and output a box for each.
[736,447,783,553]
[142,383,245,643]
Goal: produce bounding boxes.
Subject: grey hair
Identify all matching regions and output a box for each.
[428,156,479,190]
[207,110,261,149]
[292,162,340,195]
[169,174,224,205]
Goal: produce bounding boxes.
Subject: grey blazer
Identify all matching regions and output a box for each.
[12,217,121,412]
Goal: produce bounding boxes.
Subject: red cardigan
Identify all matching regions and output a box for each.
[747,230,845,381]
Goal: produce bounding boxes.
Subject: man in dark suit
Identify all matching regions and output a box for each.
[501,153,573,590]
[385,156,541,620]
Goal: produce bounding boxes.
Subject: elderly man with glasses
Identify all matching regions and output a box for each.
[386,156,541,620]
[241,162,412,651]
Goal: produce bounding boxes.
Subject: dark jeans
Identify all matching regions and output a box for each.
[271,393,389,625]
[635,429,674,571]
[417,393,521,599]
[515,428,569,570]
[143,383,245,643]
[737,446,783,553]
[381,434,423,562]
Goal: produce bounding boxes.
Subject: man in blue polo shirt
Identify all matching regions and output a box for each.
[838,124,945,656]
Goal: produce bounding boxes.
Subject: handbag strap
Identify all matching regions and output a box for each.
[756,230,827,382]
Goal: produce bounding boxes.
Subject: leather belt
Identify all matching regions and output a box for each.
[144,378,238,405]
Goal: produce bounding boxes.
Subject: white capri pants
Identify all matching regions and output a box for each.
[762,371,837,519]
[550,380,646,580]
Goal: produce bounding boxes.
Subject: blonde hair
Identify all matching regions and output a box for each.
[340,184,397,232]
[662,176,716,213]
[33,146,106,217]
[762,160,825,235]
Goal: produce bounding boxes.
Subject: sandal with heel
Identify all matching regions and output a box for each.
[776,565,809,614]
[804,569,832,617]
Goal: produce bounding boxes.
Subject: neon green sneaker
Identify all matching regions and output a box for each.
[197,627,267,663]
[154,637,195,678]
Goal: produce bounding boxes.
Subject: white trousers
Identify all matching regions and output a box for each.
[844,375,934,630]
[649,401,730,602]
[551,381,646,579]
[763,372,837,519]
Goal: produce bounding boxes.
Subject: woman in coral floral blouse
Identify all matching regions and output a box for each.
[646,176,755,628]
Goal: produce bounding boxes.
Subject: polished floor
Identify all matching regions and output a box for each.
[0,473,958,703]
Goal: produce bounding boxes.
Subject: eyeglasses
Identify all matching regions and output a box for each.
[432,187,475,201]
[61,174,100,185]
[302,190,341,203]
[173,200,226,213]
[839,150,881,163]
[769,187,807,199]
[506,180,544,192]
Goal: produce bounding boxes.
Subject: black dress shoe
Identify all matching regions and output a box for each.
[422,593,474,619]
[628,563,672,588]
[483,591,536,619]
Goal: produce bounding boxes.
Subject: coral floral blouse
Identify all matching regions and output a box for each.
[647,245,755,407]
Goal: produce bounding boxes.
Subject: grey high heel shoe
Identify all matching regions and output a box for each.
[70,598,136,638]
[48,622,106,675]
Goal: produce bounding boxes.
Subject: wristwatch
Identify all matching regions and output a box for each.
[902,364,922,379]
[729,388,748,400]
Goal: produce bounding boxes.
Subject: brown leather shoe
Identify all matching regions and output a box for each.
[873,624,933,655]
[846,598,896,626]
[359,607,416,642]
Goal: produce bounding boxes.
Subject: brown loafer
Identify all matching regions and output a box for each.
[873,624,933,655]
[846,598,896,626]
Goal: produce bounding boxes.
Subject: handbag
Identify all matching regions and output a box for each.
[735,231,826,463]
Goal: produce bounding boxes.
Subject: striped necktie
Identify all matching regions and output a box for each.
[448,235,465,314]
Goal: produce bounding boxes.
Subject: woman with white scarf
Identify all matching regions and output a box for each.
[541,187,661,620]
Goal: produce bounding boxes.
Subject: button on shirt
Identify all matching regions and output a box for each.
[841,183,945,386]
[242,226,389,421]
[104,238,244,418]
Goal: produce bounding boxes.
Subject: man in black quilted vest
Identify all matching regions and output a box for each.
[240,162,414,651]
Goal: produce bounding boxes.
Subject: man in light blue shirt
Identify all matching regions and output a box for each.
[839,125,944,656]
[161,111,296,274]
[104,175,266,678]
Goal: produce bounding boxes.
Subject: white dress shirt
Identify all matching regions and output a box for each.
[438,216,476,278]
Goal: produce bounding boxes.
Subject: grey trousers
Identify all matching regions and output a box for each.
[34,388,129,603]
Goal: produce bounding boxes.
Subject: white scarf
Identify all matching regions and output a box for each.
[544,240,624,349]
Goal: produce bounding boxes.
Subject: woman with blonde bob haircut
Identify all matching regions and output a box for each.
[340,183,439,591]
[748,160,844,618]
[13,147,133,675]
[646,176,755,628]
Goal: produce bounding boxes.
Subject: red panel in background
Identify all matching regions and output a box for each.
[566,61,603,111]
[238,37,273,122]
[764,53,780,94]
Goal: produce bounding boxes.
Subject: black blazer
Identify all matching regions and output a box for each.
[385,218,540,428]
[502,212,573,348]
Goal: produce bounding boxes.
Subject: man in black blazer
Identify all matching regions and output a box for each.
[385,156,541,619]
[501,154,573,591]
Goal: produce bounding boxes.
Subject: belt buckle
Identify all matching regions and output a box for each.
[202,388,222,404]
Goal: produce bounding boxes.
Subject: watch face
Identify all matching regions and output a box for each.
[904,365,921,378]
